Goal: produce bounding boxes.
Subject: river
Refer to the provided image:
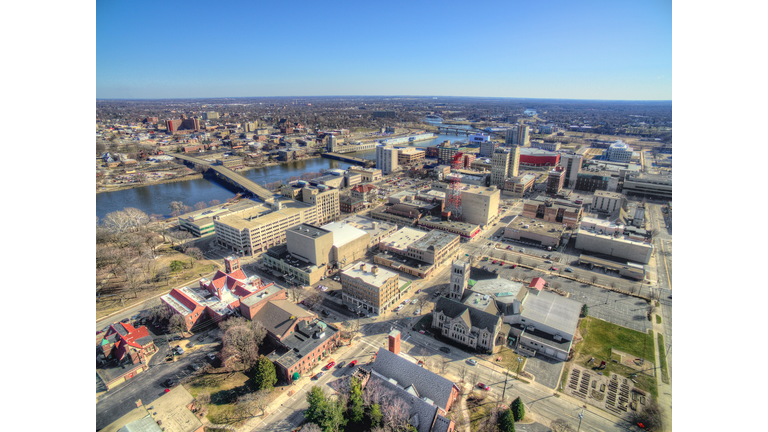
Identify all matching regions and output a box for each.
[96,125,481,220]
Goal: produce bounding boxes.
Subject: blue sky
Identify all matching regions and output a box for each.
[97,0,671,100]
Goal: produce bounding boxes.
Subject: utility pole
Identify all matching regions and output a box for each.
[577,408,584,432]
[502,362,511,401]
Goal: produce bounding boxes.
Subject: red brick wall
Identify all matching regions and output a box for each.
[238,289,287,320]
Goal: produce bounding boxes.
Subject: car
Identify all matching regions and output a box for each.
[477,383,490,391]
[314,372,325,380]
[510,264,517,269]
[440,347,451,353]
[492,260,497,264]
[419,330,425,334]
[121,318,130,323]
[416,289,420,293]
[96,329,105,335]
[207,353,217,361]
[506,245,511,250]
[322,310,330,317]
[172,335,182,341]
[325,361,336,370]
[197,335,206,341]
[162,379,176,388]
[544,260,553,264]
[190,364,200,371]
[550,267,558,271]
[565,267,574,273]
[414,309,421,315]
[349,360,358,367]
[186,342,195,348]
[337,361,346,368]
[466,359,477,366]
[520,248,525,253]
[499,261,504,265]
[174,347,185,355]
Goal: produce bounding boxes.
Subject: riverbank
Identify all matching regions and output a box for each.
[95,155,328,195]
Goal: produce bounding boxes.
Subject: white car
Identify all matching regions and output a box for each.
[414,309,421,315]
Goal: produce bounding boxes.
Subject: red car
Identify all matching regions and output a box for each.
[499,261,504,265]
[510,264,517,269]
[325,361,336,370]
[349,360,358,367]
[549,267,558,271]
[506,245,511,250]
[492,260,497,264]
[477,383,490,391]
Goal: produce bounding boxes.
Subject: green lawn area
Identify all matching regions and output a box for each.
[495,347,527,376]
[467,393,494,432]
[185,369,256,427]
[572,317,658,399]
[658,334,670,384]
[656,315,662,324]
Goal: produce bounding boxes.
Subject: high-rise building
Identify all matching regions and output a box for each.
[479,141,499,158]
[327,135,338,152]
[461,185,500,226]
[604,140,634,162]
[490,147,519,187]
[546,167,566,195]
[301,186,340,225]
[437,146,459,166]
[449,259,470,301]
[558,153,583,188]
[376,145,398,174]
[506,124,530,146]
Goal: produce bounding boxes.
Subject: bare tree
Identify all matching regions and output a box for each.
[458,365,468,382]
[186,246,204,261]
[590,275,599,285]
[301,424,322,432]
[208,199,221,207]
[551,418,575,432]
[102,210,133,235]
[440,357,451,374]
[124,266,148,298]
[236,389,270,417]
[194,201,207,210]
[303,289,323,311]
[168,314,187,336]
[381,397,409,431]
[169,201,185,217]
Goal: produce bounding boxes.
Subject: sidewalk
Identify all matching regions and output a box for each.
[652,313,672,431]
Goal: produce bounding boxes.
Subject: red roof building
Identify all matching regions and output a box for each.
[528,277,547,291]
[97,322,158,390]
[161,256,279,330]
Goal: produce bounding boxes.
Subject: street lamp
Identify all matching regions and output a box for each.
[516,357,523,379]
[577,408,585,432]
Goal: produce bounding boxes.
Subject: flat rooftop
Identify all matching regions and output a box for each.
[462,185,499,196]
[268,320,338,369]
[341,215,396,239]
[380,227,427,252]
[593,190,625,199]
[342,262,398,287]
[408,229,459,252]
[506,215,567,237]
[521,290,582,337]
[265,244,319,273]
[216,197,312,230]
[288,223,332,240]
[419,216,479,234]
[321,221,368,248]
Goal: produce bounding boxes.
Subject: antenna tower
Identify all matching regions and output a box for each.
[446,152,464,221]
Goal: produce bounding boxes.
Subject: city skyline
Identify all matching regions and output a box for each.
[97,0,672,101]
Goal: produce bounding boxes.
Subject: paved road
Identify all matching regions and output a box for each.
[96,337,218,430]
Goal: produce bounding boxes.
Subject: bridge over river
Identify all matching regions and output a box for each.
[172,154,275,201]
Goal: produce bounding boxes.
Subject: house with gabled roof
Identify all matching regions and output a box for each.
[97,322,157,390]
[161,256,282,330]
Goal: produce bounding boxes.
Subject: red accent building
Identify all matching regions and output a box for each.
[519,148,560,167]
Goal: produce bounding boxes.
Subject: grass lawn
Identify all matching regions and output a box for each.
[573,317,658,399]
[656,315,662,324]
[495,347,527,376]
[658,334,669,384]
[467,393,495,432]
[185,369,258,427]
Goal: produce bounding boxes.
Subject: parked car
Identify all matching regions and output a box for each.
[186,342,195,348]
[440,347,451,353]
[477,383,490,391]
[190,364,200,371]
[544,260,553,264]
[162,379,176,388]
[207,353,217,361]
[337,361,346,368]
[349,360,358,367]
[314,372,325,380]
[197,335,206,341]
[549,267,558,271]
[467,359,477,366]
[565,267,574,273]
[174,347,185,355]
[172,335,182,341]
[414,309,421,315]
[325,361,336,370]
[419,330,425,334]
[121,318,130,323]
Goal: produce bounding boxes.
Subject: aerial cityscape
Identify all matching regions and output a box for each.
[95,2,673,432]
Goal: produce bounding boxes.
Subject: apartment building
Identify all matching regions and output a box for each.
[300,186,340,225]
[376,145,399,174]
[341,263,400,315]
[397,147,426,165]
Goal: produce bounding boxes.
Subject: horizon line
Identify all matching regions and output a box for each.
[97,95,672,103]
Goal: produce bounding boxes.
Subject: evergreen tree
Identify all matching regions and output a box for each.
[369,403,383,428]
[348,377,365,423]
[306,386,327,425]
[498,408,516,432]
[511,397,525,422]
[252,355,277,391]
[321,396,348,432]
